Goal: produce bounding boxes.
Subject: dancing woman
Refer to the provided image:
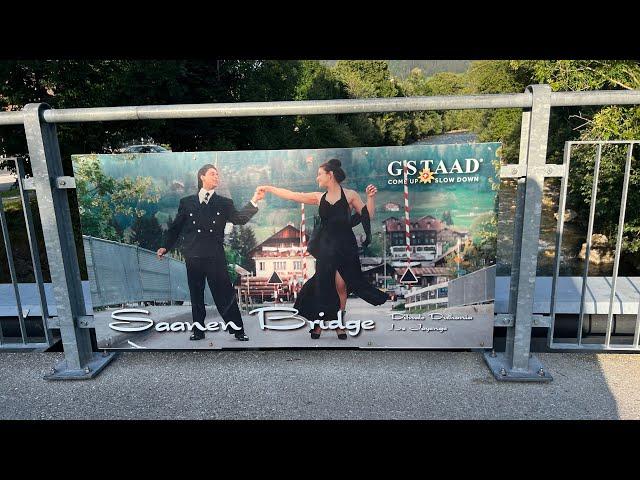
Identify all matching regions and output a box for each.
[258,158,387,339]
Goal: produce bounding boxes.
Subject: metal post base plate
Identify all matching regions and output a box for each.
[483,351,552,382]
[44,352,117,381]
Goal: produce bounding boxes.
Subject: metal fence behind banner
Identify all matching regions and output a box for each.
[82,236,212,309]
[0,228,210,348]
[448,266,496,307]
[404,266,495,311]
[0,87,639,380]
[405,282,449,311]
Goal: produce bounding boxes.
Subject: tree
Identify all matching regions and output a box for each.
[130,215,164,252]
[224,246,240,283]
[445,60,640,272]
[74,155,160,241]
[518,60,640,263]
[291,61,378,148]
[228,225,258,273]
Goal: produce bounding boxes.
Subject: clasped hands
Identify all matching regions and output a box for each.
[251,185,269,204]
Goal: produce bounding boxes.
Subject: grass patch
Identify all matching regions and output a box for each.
[1,189,20,200]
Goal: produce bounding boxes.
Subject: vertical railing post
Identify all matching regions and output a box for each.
[0,196,28,344]
[504,107,530,362]
[16,157,53,345]
[484,86,553,381]
[23,103,115,379]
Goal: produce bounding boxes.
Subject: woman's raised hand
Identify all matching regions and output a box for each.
[254,186,267,201]
[365,185,378,197]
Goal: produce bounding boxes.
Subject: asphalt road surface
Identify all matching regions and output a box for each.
[1,349,639,419]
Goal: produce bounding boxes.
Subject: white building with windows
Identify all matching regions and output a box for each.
[253,245,316,278]
[245,224,317,300]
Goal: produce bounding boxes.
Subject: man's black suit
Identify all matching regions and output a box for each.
[165,192,258,336]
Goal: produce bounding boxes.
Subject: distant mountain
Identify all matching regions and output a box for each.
[320,60,471,79]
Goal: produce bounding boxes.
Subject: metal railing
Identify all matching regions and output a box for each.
[1,90,640,126]
[0,157,51,349]
[82,236,213,309]
[404,266,496,311]
[448,266,496,307]
[0,86,639,380]
[548,141,639,351]
[404,281,449,311]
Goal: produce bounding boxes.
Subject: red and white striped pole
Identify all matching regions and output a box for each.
[301,202,307,283]
[403,161,411,266]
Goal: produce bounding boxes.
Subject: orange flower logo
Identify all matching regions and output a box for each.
[418,167,435,184]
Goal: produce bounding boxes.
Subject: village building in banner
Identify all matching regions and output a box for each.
[382,215,469,291]
[240,214,470,303]
[242,223,316,302]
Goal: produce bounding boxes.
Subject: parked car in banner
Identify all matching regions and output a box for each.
[119,144,171,153]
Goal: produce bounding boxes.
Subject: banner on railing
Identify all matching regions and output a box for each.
[72,142,499,349]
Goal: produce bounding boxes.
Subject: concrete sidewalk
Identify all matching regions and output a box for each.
[1,350,639,420]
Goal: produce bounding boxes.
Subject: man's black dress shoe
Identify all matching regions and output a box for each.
[234,333,249,341]
[190,332,205,340]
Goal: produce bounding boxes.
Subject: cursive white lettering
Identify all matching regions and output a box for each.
[109,309,154,333]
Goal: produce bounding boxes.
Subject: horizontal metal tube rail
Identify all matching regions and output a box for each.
[2,90,639,126]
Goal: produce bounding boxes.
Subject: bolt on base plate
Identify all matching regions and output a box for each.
[483,351,552,382]
[44,352,117,381]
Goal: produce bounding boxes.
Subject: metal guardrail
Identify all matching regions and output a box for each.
[0,158,52,349]
[1,90,640,126]
[404,281,449,310]
[448,266,496,307]
[82,236,213,309]
[0,228,210,348]
[2,86,640,380]
[548,141,640,351]
[404,265,496,311]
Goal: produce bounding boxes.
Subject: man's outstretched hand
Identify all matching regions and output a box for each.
[157,247,167,260]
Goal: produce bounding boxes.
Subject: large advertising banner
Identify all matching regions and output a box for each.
[72,143,500,350]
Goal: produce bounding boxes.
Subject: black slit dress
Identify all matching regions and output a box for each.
[293,187,388,322]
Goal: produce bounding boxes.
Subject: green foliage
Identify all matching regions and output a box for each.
[224,245,240,283]
[519,60,640,258]
[472,213,497,265]
[228,225,258,273]
[452,59,640,265]
[332,60,399,98]
[4,59,640,270]
[74,155,160,240]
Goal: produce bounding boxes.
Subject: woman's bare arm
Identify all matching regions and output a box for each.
[260,186,322,205]
[346,189,366,215]
[347,185,377,219]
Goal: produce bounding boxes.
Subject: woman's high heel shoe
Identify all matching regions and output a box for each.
[337,310,347,339]
[310,324,321,339]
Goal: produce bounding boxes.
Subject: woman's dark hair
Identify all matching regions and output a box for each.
[320,158,346,183]
[197,164,217,189]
